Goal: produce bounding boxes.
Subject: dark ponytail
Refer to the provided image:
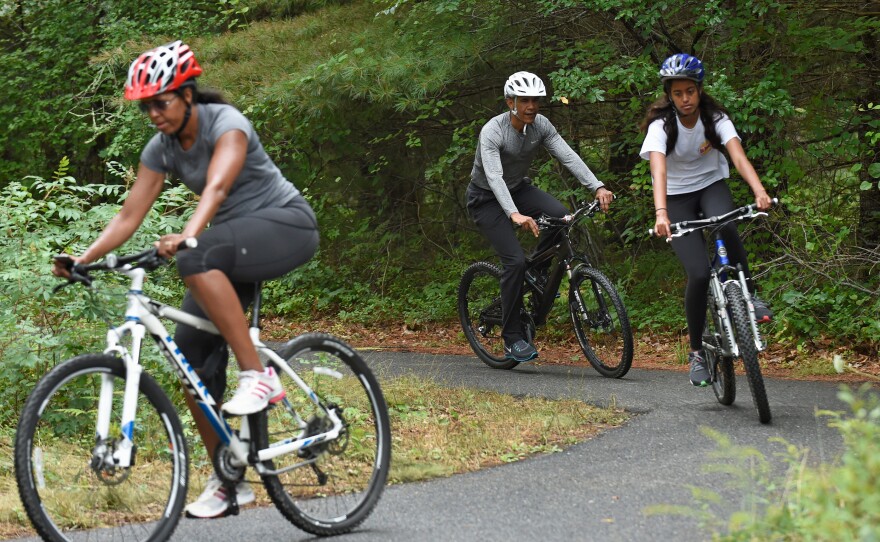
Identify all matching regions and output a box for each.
[176,79,230,105]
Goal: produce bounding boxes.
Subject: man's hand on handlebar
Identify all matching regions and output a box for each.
[511,212,539,237]
[596,187,614,212]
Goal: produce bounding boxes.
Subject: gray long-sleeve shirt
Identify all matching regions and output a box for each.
[470,112,603,217]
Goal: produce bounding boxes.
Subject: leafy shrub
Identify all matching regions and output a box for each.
[0,161,192,428]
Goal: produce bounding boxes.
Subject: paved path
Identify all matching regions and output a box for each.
[13,352,857,541]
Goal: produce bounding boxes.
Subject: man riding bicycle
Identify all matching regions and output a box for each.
[466,71,614,362]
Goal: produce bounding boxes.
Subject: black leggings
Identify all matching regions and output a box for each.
[467,182,568,344]
[667,181,753,351]
[174,196,319,399]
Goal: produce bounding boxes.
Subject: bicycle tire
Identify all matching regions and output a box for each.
[724,283,772,424]
[704,295,735,406]
[457,261,518,370]
[15,354,188,542]
[569,266,633,378]
[255,333,390,536]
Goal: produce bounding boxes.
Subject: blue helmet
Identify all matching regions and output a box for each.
[659,54,704,83]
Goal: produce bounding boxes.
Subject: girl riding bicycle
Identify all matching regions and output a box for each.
[639,53,772,388]
[52,41,319,518]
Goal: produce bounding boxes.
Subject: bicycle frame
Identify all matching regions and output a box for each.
[525,200,600,326]
[657,202,773,360]
[95,263,344,474]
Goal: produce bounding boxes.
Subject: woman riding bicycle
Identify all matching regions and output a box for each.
[640,53,772,387]
[467,71,613,362]
[51,41,319,518]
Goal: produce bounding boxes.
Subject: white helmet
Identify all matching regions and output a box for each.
[504,71,546,98]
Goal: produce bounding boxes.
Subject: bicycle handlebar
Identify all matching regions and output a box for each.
[53,238,198,291]
[535,199,601,230]
[647,198,778,239]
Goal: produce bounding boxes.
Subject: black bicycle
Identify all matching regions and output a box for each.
[458,200,634,377]
[650,199,776,424]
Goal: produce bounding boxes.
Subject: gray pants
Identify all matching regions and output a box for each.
[467,182,567,344]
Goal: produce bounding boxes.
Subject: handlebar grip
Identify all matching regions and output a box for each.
[181,237,198,250]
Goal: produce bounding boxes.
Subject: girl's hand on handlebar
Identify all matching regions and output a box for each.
[653,211,671,239]
[511,212,539,237]
[595,187,614,212]
[754,190,772,211]
[156,233,187,258]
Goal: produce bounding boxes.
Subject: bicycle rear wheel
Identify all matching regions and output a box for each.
[457,261,518,370]
[725,283,772,424]
[704,294,735,406]
[255,333,390,536]
[569,266,633,378]
[14,354,188,542]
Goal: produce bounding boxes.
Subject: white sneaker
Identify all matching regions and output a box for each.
[184,473,255,519]
[221,367,285,417]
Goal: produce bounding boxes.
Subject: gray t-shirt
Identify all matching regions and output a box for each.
[470,112,603,217]
[140,103,299,224]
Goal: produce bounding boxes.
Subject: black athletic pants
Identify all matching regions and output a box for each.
[174,195,319,400]
[467,182,568,345]
[667,181,754,351]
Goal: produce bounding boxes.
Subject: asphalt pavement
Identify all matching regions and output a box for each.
[13,351,857,542]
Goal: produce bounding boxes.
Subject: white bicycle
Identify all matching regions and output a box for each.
[14,241,391,541]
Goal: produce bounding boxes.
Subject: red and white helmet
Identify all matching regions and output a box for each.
[124,41,203,101]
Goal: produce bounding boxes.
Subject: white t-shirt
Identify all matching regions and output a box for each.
[639,113,739,195]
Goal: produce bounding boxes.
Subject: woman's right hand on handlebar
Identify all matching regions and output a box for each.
[653,210,672,239]
[52,254,82,279]
[511,212,539,237]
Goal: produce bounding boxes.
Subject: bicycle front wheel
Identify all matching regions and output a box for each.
[14,354,188,542]
[725,283,771,424]
[704,293,735,406]
[255,333,391,536]
[458,261,518,370]
[569,266,634,378]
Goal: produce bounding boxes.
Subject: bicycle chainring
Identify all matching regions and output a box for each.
[213,443,246,484]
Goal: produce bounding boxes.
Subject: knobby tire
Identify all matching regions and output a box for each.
[724,284,772,424]
[569,266,633,378]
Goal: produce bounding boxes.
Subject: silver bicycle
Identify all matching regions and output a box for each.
[14,241,391,541]
[651,198,776,424]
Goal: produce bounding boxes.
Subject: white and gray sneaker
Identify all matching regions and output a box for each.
[688,351,711,387]
[221,367,285,417]
[184,473,255,519]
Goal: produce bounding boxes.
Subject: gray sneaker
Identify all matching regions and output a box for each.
[504,339,538,363]
[752,296,772,323]
[688,351,710,387]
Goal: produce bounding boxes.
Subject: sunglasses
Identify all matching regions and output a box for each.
[138,95,178,114]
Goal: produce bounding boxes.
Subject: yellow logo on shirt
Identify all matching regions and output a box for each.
[699,140,712,155]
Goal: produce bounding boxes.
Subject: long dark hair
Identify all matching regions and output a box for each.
[638,81,730,156]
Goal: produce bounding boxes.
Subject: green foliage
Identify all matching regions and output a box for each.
[645,385,880,541]
[0,0,877,357]
[722,385,880,541]
[0,162,193,428]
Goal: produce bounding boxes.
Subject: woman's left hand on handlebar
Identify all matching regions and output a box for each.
[156,234,186,258]
[596,187,614,212]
